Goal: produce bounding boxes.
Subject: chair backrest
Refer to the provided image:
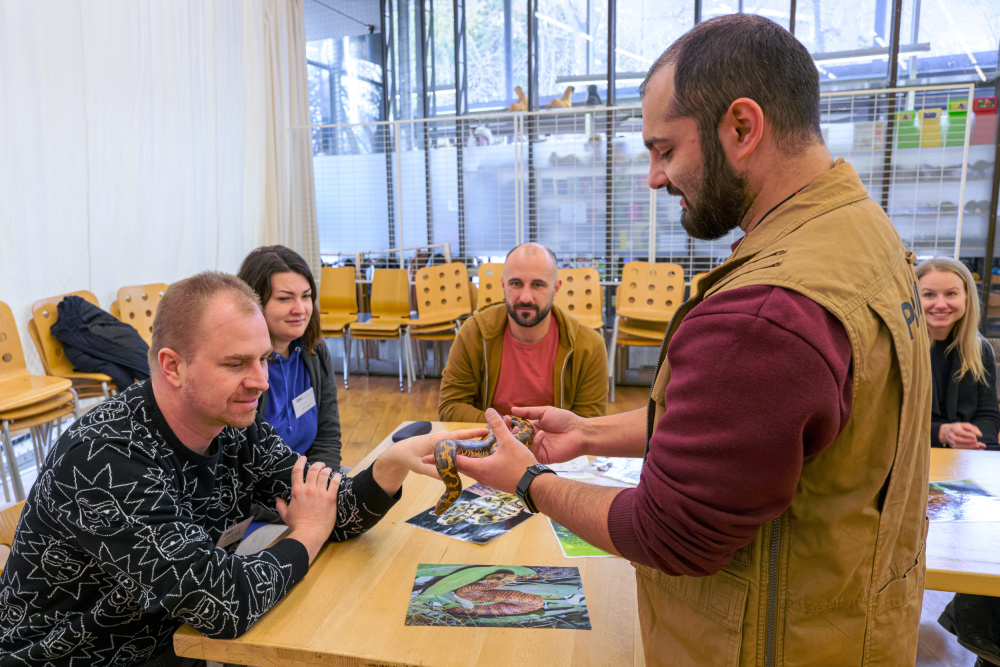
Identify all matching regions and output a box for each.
[117,283,168,345]
[688,272,708,300]
[1,500,25,549]
[369,269,411,319]
[319,266,359,315]
[615,261,685,322]
[477,263,504,309]
[0,301,29,381]
[30,291,101,377]
[414,263,472,321]
[555,268,603,327]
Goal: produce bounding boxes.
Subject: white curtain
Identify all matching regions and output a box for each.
[0,0,317,374]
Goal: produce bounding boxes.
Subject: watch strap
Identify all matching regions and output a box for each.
[516,464,556,513]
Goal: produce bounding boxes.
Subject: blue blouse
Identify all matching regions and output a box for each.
[263,341,318,456]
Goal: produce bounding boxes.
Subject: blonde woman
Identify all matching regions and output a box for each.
[917,257,1000,450]
[919,257,1000,667]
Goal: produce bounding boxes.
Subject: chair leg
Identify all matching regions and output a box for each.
[396,335,404,392]
[342,334,350,390]
[69,387,80,419]
[2,420,26,501]
[405,333,413,393]
[0,430,10,503]
[608,317,620,403]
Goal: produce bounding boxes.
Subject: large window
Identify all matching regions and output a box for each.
[898,0,999,83]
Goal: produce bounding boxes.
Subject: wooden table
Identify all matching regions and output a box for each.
[175,422,645,667]
[926,447,1000,596]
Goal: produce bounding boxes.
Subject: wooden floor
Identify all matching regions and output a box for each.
[338,376,980,667]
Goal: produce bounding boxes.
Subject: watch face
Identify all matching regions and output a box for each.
[528,464,551,475]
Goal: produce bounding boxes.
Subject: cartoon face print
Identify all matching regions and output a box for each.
[244,560,281,606]
[0,587,27,634]
[73,487,127,532]
[176,591,235,635]
[154,524,205,560]
[112,570,154,608]
[109,636,157,666]
[94,584,144,627]
[40,543,87,584]
[31,613,89,659]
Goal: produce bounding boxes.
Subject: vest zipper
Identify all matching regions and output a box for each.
[482,338,489,408]
[765,516,781,667]
[559,349,572,408]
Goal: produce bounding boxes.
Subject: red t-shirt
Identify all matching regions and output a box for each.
[491,317,560,415]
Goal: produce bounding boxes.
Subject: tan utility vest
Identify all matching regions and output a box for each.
[639,160,931,667]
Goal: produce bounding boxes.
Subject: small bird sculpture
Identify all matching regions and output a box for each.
[546,85,574,108]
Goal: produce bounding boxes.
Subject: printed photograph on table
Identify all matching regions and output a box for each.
[927,479,1000,522]
[405,564,591,629]
[406,483,533,545]
[549,519,614,558]
[592,457,643,486]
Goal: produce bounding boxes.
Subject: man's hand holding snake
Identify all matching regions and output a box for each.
[454,409,540,495]
[510,405,588,464]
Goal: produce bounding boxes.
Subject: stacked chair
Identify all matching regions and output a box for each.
[29,291,116,400]
[116,283,168,345]
[607,261,685,402]
[348,269,415,392]
[476,263,504,309]
[555,267,604,334]
[408,263,474,377]
[318,266,359,389]
[0,301,77,502]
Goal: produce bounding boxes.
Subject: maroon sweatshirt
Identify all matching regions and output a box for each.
[607,284,853,576]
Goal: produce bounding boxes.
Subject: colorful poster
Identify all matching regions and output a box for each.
[928,479,1000,522]
[406,484,534,545]
[549,519,613,558]
[405,564,591,629]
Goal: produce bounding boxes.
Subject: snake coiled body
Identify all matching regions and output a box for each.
[452,573,544,616]
[433,416,535,515]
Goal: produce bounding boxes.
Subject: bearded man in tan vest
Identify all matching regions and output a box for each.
[450,13,932,667]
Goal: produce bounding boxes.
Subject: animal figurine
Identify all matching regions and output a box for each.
[508,86,528,112]
[586,84,602,106]
[546,85,574,108]
[433,416,535,515]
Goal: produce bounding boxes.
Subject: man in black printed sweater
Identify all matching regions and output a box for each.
[0,272,478,666]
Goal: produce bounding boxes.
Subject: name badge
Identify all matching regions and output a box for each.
[217,517,252,549]
[292,388,317,418]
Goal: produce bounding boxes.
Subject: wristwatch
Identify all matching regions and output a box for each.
[516,464,556,513]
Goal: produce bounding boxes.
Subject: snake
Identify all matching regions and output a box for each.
[451,572,545,617]
[433,416,535,515]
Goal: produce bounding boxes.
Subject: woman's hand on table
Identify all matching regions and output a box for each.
[939,422,987,449]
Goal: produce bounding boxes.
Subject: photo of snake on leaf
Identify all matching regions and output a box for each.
[405,564,591,629]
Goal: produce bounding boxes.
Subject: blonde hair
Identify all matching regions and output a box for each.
[915,257,985,383]
[149,272,262,371]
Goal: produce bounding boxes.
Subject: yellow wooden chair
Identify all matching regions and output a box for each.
[30,291,116,400]
[349,269,415,392]
[608,261,685,402]
[409,263,474,377]
[555,267,604,333]
[117,283,168,345]
[476,263,505,309]
[0,301,76,502]
[0,500,25,577]
[319,267,359,389]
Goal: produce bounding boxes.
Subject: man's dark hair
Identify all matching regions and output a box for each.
[237,245,322,355]
[639,14,822,152]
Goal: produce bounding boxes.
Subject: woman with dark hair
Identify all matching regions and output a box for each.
[238,245,342,470]
[918,257,1000,667]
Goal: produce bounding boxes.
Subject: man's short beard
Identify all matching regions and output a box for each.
[678,129,755,242]
[506,302,551,328]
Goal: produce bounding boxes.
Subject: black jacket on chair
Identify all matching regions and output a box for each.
[50,295,150,391]
[930,336,1000,449]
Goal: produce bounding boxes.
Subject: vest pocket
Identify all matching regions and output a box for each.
[865,533,926,665]
[635,565,749,667]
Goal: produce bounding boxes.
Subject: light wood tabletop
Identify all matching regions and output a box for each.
[925,447,1000,596]
[174,422,645,667]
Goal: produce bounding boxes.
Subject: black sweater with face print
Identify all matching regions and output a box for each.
[0,380,398,666]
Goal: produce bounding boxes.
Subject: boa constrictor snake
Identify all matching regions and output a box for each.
[432,416,535,515]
